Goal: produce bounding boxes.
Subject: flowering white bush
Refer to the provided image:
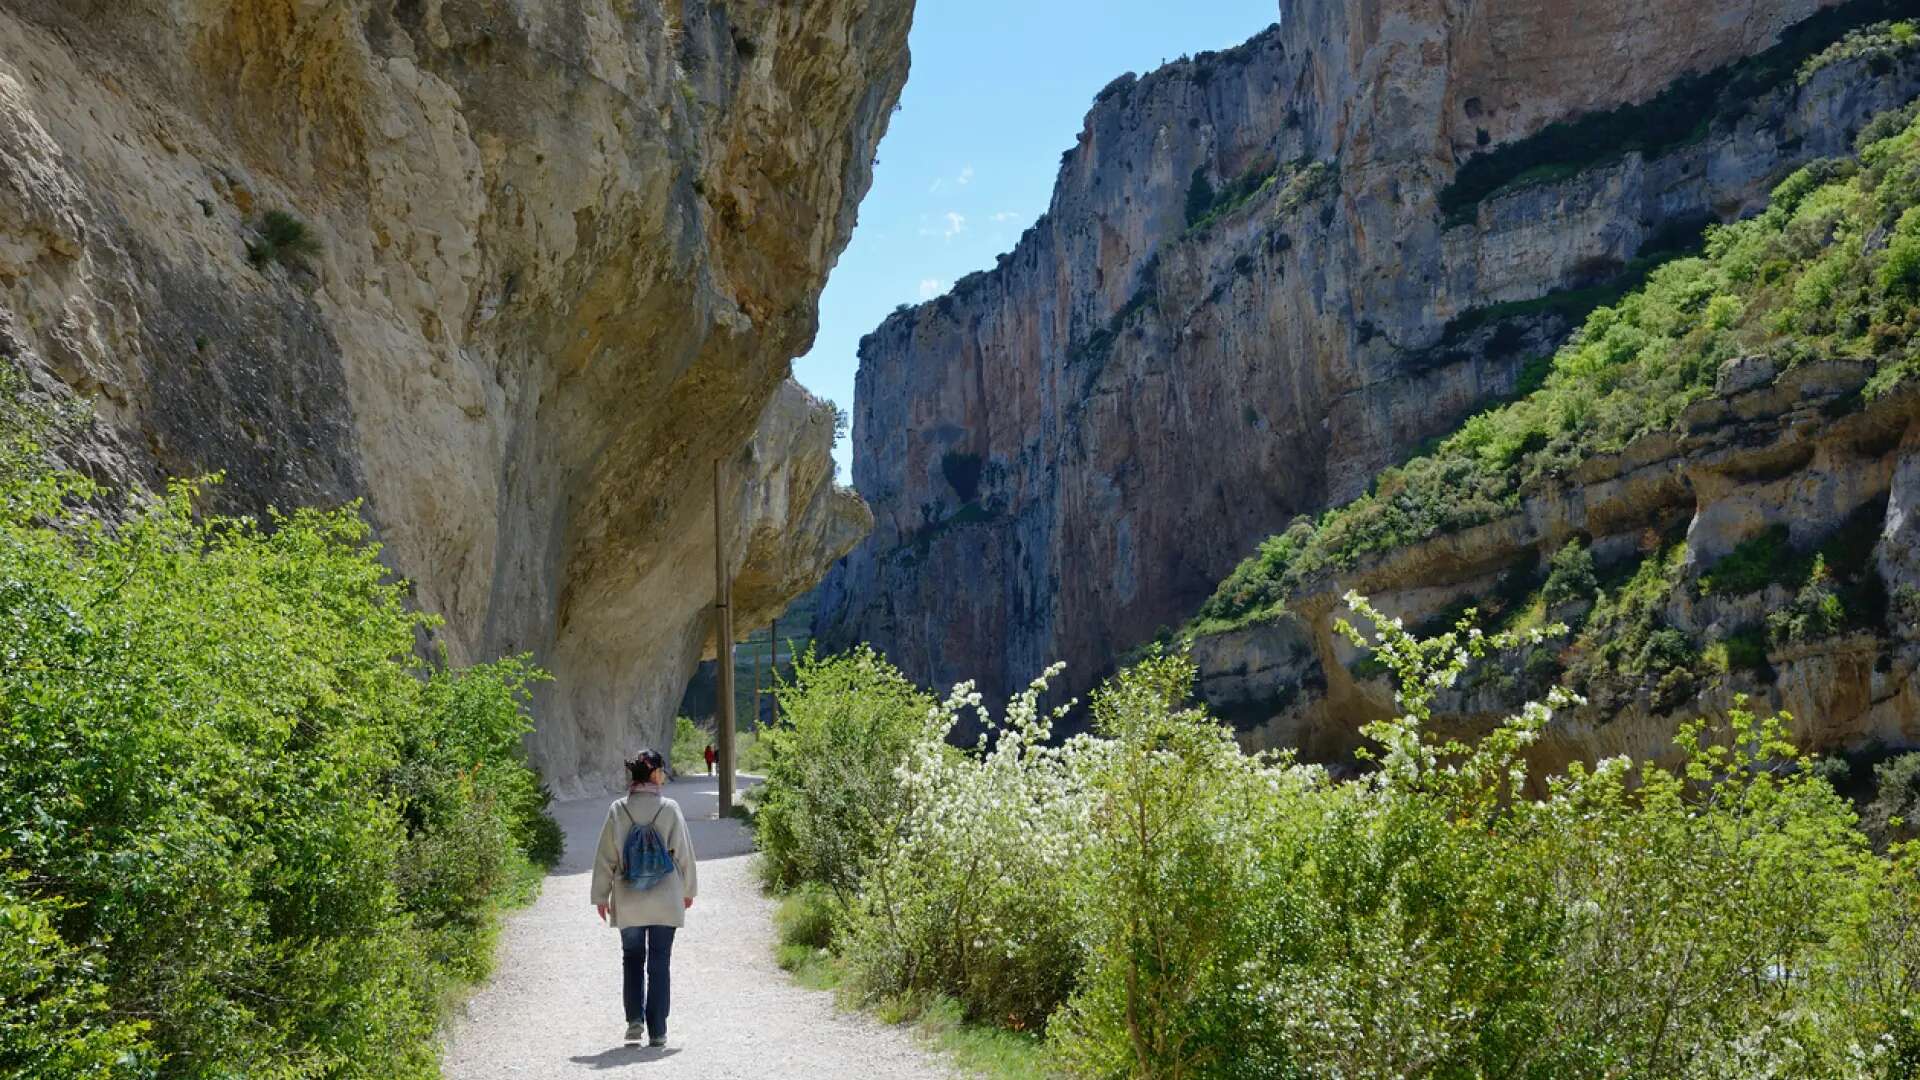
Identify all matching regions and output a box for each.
[843,663,1101,1028]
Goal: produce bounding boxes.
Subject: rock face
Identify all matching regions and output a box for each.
[0,0,907,793]
[1191,366,1920,781]
[816,0,1918,713]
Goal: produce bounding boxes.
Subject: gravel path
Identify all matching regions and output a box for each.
[443,776,950,1079]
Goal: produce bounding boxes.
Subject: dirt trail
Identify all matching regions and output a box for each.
[443,776,949,1078]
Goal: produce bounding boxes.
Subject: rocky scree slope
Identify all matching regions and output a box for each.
[0,0,906,793]
[1191,101,1920,777]
[813,0,1918,716]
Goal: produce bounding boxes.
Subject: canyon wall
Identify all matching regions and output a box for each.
[0,0,906,793]
[815,0,1920,714]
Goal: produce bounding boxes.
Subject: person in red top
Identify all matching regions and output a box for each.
[703,744,715,776]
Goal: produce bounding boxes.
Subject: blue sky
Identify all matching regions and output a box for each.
[794,1,1281,481]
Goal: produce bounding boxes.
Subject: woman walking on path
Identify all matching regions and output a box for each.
[590,749,699,1047]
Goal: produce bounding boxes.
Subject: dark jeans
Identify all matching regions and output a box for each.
[620,925,675,1037]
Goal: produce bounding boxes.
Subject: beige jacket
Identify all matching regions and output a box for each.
[589,791,699,929]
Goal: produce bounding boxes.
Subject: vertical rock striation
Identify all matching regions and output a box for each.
[816,0,1920,714]
[0,0,908,792]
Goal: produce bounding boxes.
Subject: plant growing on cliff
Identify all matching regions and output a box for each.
[246,209,321,270]
[1541,538,1598,607]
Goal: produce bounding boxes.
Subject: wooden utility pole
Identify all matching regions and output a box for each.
[769,616,779,726]
[712,459,737,815]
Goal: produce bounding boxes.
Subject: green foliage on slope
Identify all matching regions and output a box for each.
[0,367,558,1078]
[1193,105,1920,638]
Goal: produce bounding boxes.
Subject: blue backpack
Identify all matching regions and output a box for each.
[619,800,678,890]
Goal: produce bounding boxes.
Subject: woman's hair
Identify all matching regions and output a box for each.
[625,749,666,786]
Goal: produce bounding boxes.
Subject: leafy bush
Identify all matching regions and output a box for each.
[1049,653,1298,1079]
[0,368,557,1077]
[1541,538,1597,607]
[1769,554,1849,645]
[1800,19,1920,83]
[672,714,712,774]
[1866,752,1920,847]
[1698,524,1795,595]
[1185,160,1277,234]
[753,646,933,896]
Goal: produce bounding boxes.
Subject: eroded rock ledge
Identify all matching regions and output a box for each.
[1194,361,1920,779]
[0,0,908,793]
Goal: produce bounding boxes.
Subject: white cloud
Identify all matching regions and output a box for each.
[991,211,1022,223]
[929,177,945,194]
[943,211,966,240]
[957,165,975,186]
[918,278,946,300]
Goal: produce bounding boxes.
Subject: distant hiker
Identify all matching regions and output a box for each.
[591,748,698,1047]
[703,743,716,775]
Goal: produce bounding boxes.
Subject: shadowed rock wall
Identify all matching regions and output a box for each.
[0,0,906,793]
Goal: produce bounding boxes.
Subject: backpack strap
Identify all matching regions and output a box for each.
[648,803,676,857]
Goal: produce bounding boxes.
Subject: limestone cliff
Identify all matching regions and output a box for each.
[815,0,1917,714]
[0,0,906,793]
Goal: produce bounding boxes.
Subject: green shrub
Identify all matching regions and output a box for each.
[0,367,556,1076]
[247,209,322,269]
[1699,524,1795,595]
[1185,160,1277,234]
[1768,554,1848,645]
[1050,653,1301,1079]
[1799,19,1920,83]
[754,646,933,895]
[1866,752,1920,847]
[672,714,711,774]
[1541,538,1598,607]
[774,884,836,951]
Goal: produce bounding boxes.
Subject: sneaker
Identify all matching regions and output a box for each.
[624,1022,645,1043]
[648,1036,667,1048]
